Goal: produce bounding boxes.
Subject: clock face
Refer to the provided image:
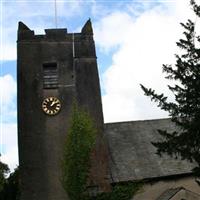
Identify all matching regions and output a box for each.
[42,97,61,115]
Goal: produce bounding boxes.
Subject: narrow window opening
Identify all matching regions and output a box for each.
[43,62,58,89]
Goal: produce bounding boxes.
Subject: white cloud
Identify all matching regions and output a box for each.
[0,74,17,122]
[1,146,18,172]
[94,12,134,52]
[0,123,18,172]
[0,75,16,105]
[94,1,195,123]
[0,75,17,170]
[1,44,17,63]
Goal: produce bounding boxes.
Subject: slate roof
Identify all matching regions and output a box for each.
[104,118,196,183]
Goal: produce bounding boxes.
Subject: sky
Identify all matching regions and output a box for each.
[0,0,199,171]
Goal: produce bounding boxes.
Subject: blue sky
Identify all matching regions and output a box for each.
[0,0,196,170]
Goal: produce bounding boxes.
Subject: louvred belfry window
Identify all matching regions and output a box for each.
[43,62,58,89]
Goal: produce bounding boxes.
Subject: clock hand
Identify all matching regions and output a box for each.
[50,101,56,106]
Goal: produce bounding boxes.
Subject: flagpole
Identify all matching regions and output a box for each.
[55,0,58,28]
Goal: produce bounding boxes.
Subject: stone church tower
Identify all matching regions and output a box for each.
[17,20,110,200]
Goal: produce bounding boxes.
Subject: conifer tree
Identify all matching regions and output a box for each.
[0,156,9,193]
[141,0,200,173]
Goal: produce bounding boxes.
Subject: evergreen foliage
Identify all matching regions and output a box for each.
[62,103,96,200]
[0,166,20,200]
[0,167,20,200]
[0,157,9,193]
[141,0,200,173]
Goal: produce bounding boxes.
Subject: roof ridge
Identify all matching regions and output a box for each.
[104,118,171,125]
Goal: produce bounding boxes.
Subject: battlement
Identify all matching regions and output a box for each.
[44,29,67,39]
[17,19,93,41]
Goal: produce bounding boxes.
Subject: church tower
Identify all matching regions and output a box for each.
[17,20,110,200]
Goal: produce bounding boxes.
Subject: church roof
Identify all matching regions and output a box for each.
[104,118,196,183]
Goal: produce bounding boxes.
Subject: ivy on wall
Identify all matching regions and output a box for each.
[62,103,96,200]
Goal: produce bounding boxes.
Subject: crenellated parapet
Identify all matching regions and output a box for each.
[18,20,96,58]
